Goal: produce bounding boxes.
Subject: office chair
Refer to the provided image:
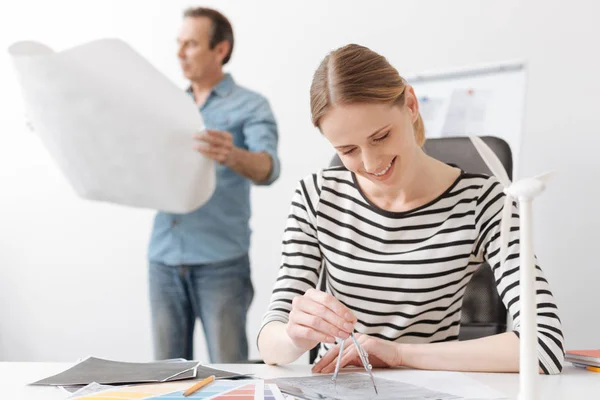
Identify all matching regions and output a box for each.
[309,136,511,363]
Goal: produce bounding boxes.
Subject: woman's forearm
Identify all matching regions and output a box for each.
[258,321,307,365]
[401,332,533,373]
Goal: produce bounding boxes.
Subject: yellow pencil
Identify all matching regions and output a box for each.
[586,366,600,373]
[183,375,216,397]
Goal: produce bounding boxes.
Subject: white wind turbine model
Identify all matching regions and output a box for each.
[470,136,554,400]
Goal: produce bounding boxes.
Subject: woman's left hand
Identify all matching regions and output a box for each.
[311,333,403,373]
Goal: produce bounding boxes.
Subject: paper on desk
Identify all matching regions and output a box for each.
[8,38,215,213]
[30,356,245,386]
[59,358,202,393]
[270,373,462,400]
[65,382,115,397]
[70,379,286,400]
[375,369,507,399]
[70,381,191,400]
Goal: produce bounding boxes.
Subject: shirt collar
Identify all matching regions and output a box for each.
[212,73,234,97]
[187,73,235,99]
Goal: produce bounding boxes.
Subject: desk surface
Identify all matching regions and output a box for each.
[1,362,598,399]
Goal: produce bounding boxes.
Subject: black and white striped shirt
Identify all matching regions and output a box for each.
[261,167,564,374]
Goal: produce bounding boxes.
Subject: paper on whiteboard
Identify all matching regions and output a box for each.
[418,96,446,137]
[8,38,215,213]
[441,89,490,137]
[419,96,445,122]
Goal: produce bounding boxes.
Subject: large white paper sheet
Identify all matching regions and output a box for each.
[8,38,215,213]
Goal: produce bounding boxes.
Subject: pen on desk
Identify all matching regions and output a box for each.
[183,374,215,397]
[586,366,600,373]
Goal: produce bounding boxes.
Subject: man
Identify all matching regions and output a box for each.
[148,7,280,363]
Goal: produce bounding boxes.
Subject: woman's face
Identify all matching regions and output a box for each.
[320,89,420,189]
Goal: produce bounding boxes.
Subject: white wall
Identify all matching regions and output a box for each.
[0,0,598,362]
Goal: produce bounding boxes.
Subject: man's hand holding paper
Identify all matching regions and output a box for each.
[194,129,234,166]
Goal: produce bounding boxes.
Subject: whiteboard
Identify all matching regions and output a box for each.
[407,62,527,171]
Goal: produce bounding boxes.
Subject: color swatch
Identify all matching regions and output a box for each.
[74,379,284,400]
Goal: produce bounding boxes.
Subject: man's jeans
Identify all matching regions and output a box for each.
[149,254,254,363]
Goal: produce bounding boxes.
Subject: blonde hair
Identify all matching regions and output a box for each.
[310,44,425,146]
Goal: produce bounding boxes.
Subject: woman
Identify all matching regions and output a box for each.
[258,44,564,374]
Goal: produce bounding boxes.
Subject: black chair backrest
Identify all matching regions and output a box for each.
[422,136,510,341]
[310,136,511,363]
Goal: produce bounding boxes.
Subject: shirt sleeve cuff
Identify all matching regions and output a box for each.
[256,150,280,186]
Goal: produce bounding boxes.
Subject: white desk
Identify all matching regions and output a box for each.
[1,362,598,399]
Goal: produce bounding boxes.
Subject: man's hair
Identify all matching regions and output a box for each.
[183,7,234,65]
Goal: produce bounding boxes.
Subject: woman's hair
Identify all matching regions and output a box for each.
[310,44,425,146]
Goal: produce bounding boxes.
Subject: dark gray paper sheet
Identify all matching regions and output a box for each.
[31,357,244,386]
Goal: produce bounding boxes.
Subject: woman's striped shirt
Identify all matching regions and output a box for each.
[261,167,564,374]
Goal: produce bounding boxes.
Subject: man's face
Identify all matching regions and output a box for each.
[177,17,222,82]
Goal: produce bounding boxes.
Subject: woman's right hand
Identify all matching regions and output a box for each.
[286,288,357,351]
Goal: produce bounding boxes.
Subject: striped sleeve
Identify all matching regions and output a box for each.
[260,173,324,328]
[474,176,565,374]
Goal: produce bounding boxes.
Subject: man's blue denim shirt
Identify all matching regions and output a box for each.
[148,74,280,265]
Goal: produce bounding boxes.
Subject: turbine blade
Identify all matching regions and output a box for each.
[469,137,512,187]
